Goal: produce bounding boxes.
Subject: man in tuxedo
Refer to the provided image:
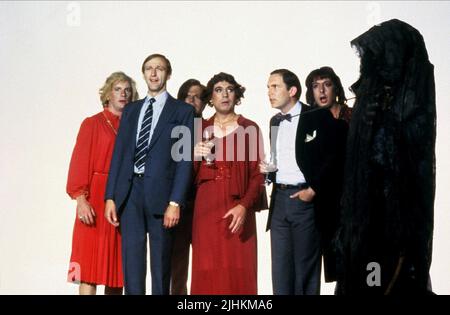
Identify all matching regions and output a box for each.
[264,69,345,295]
[263,68,321,295]
[104,53,194,295]
[295,98,348,289]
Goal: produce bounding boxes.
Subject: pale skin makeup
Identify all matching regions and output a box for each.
[107,80,132,115]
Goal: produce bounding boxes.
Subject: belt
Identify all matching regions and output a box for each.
[214,165,231,181]
[275,183,309,190]
[133,173,145,178]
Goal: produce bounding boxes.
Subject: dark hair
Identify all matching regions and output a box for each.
[270,69,302,100]
[305,66,347,106]
[141,53,172,76]
[177,79,207,102]
[205,72,246,106]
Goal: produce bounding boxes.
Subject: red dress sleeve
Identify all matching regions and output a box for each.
[235,121,267,211]
[238,161,265,211]
[66,117,95,200]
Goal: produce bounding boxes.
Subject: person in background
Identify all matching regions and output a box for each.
[304,66,350,285]
[177,78,207,117]
[67,71,138,295]
[171,79,207,295]
[305,66,352,123]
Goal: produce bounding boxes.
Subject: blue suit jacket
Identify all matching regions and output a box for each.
[105,94,194,215]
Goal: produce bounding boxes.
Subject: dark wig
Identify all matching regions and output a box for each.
[305,66,347,106]
[205,72,245,106]
[177,78,207,102]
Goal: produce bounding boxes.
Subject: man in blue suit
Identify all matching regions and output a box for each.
[104,53,194,295]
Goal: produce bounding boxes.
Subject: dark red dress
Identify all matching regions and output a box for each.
[66,109,123,287]
[191,115,267,294]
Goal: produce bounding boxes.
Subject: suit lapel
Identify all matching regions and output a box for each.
[148,94,176,151]
[296,102,310,140]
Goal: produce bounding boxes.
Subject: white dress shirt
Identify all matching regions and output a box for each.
[275,101,306,185]
[134,91,168,173]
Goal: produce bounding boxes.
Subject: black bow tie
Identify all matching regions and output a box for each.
[273,113,292,126]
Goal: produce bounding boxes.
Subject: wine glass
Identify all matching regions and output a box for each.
[261,153,277,185]
[203,129,215,166]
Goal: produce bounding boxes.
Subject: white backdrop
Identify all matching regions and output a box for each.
[0,1,448,295]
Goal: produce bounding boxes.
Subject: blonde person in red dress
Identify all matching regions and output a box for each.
[191,72,267,294]
[66,72,138,295]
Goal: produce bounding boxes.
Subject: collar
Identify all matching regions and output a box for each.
[286,101,302,116]
[145,91,168,107]
[103,108,120,123]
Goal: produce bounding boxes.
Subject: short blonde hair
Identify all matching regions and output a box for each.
[99,71,139,107]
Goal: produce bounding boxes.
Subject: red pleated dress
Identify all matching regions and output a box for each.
[191,116,267,294]
[66,109,123,287]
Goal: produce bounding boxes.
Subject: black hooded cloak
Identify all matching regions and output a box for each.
[334,19,436,295]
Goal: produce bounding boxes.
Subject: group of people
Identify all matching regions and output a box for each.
[66,19,436,296]
[66,52,351,295]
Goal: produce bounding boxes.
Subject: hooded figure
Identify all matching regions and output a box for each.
[334,19,436,295]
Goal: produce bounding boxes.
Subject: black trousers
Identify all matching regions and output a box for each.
[270,187,321,295]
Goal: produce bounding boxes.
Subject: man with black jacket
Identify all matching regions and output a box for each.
[264,68,347,295]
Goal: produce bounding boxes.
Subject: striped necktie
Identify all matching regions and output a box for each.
[134,97,156,171]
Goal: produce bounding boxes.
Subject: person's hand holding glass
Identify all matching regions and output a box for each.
[194,128,215,167]
[204,129,215,165]
[260,152,277,185]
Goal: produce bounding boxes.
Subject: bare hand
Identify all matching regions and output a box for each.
[163,204,180,228]
[76,195,95,225]
[223,204,247,234]
[259,161,271,174]
[104,199,119,227]
[290,187,315,203]
[194,141,214,159]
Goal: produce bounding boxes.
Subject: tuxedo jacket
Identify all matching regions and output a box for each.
[105,94,195,215]
[296,107,348,216]
[296,106,348,282]
[266,102,310,231]
[266,104,348,235]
